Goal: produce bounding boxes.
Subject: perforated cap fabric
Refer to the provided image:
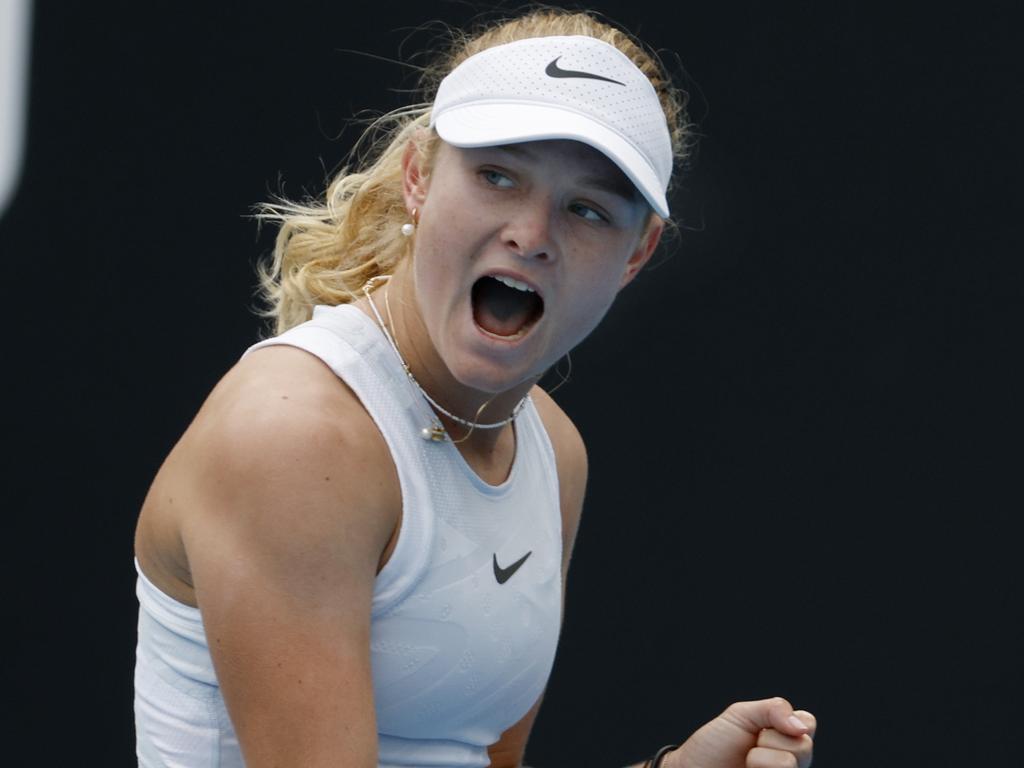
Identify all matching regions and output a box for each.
[430,35,673,217]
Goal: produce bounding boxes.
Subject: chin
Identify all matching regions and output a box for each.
[453,364,535,397]
[445,349,543,397]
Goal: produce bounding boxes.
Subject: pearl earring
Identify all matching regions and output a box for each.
[401,207,418,237]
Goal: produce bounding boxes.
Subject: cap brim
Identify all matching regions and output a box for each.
[434,102,670,218]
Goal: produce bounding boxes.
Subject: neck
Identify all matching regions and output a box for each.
[355,265,538,454]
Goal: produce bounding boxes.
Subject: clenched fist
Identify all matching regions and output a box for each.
[665,697,816,768]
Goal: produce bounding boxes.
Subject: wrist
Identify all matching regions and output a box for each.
[644,744,680,768]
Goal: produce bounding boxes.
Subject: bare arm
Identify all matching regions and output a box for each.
[172,347,400,767]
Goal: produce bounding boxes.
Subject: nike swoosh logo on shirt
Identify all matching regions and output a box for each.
[493,551,532,584]
[545,57,625,86]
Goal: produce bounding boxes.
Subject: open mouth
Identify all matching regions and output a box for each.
[471,275,544,339]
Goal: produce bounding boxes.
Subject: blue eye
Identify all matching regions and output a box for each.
[570,202,609,223]
[481,169,515,188]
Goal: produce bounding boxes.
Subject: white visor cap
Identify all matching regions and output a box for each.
[430,35,673,218]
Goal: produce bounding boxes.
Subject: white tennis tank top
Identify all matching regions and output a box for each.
[134,304,564,767]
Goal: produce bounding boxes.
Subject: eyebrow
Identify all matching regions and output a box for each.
[492,144,642,204]
[577,173,642,203]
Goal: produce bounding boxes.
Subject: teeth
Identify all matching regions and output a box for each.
[493,275,534,293]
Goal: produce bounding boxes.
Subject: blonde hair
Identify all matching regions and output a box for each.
[257,7,692,333]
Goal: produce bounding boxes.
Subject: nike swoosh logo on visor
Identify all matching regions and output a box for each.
[545,57,625,86]
[493,551,532,584]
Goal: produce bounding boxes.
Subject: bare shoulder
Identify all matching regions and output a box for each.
[189,344,394,490]
[135,344,399,606]
[529,386,587,478]
[528,386,588,560]
[138,344,390,763]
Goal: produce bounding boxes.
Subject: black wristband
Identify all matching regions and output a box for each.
[646,744,679,768]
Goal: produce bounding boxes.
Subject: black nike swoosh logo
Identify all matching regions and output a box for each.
[545,57,625,86]
[493,551,532,584]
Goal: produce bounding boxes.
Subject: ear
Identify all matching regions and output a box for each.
[619,215,665,289]
[402,129,431,213]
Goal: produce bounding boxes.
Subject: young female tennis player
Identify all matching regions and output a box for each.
[133,8,816,768]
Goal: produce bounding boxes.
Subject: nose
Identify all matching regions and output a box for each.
[502,199,557,263]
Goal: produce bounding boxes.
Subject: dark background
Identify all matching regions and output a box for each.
[3,1,1020,765]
